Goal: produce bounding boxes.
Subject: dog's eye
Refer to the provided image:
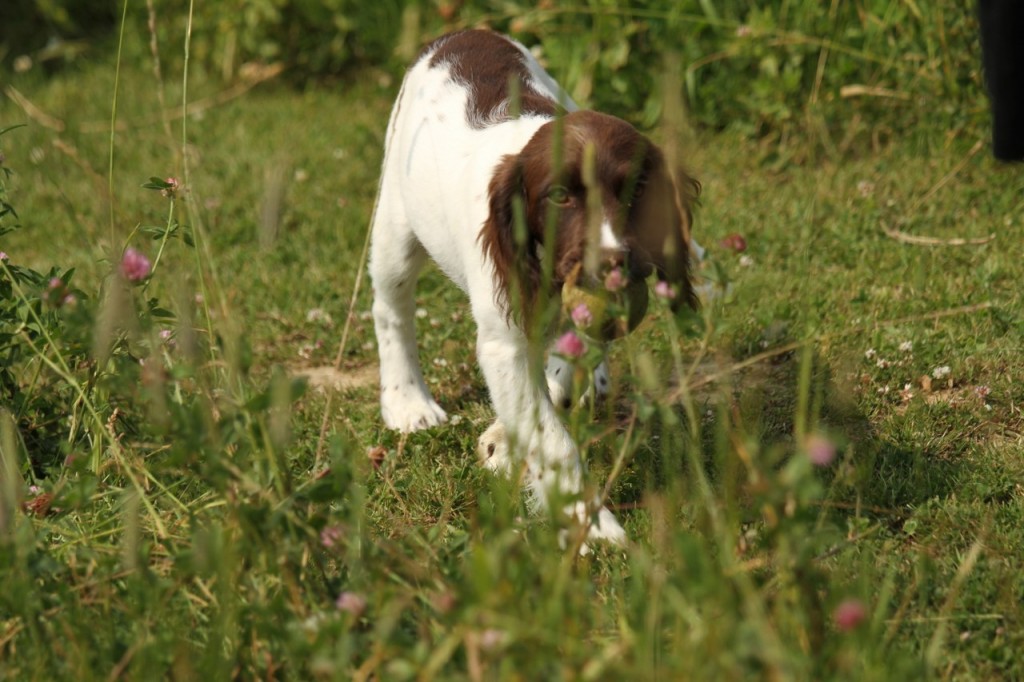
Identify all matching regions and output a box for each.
[632,175,648,202]
[624,175,647,208]
[546,186,572,207]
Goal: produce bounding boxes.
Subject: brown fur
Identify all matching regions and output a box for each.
[426,30,561,128]
[479,109,700,327]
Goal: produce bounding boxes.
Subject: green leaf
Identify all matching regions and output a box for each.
[142,177,173,191]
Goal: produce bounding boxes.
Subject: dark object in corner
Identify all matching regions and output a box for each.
[978,0,1024,161]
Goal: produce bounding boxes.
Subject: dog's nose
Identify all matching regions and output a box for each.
[629,257,653,280]
[602,250,626,272]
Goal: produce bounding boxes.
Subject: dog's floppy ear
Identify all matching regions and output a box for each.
[479,154,541,324]
[632,161,700,310]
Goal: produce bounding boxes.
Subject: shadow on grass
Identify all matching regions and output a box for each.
[605,342,964,524]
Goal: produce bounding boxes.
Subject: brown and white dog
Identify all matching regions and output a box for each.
[368,29,699,544]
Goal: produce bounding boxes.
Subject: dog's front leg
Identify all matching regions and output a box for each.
[475,323,626,546]
[545,352,611,410]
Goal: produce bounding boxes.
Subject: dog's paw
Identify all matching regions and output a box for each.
[545,355,576,410]
[381,387,447,433]
[477,420,513,474]
[560,502,627,554]
[546,357,609,410]
[591,361,611,399]
[588,505,627,546]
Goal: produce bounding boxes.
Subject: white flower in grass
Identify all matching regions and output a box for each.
[415,307,428,319]
[300,613,328,635]
[865,348,877,360]
[306,308,334,327]
[479,628,506,652]
[899,341,913,353]
[900,383,915,402]
[932,366,951,380]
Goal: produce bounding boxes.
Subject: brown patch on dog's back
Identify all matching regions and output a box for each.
[426,30,560,128]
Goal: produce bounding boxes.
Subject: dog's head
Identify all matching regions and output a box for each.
[480,110,699,328]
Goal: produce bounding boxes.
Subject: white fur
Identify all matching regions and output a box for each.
[369,35,625,545]
[600,219,626,251]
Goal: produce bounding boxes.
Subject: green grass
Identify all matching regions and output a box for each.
[2,22,1024,682]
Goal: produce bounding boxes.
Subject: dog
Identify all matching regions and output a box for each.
[368,29,699,544]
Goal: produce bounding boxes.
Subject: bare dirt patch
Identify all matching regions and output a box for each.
[294,364,378,392]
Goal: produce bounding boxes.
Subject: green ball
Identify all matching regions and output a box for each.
[562,279,648,340]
